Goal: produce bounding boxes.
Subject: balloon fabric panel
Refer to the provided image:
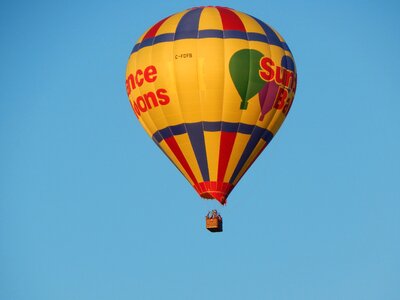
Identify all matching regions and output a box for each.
[126,6,297,204]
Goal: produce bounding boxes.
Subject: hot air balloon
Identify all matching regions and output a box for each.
[125,6,297,230]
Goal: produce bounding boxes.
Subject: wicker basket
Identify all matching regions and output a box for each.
[206,217,223,232]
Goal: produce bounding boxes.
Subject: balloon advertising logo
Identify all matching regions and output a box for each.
[229,49,265,110]
[229,50,297,120]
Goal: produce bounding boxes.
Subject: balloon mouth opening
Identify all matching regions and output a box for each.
[201,192,227,205]
[193,181,233,205]
[194,181,233,205]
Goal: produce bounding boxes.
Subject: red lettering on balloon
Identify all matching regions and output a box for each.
[129,88,171,119]
[283,93,294,116]
[156,88,170,105]
[125,65,159,96]
[259,56,297,90]
[259,57,275,81]
[284,71,294,90]
[145,65,157,82]
[259,56,296,115]
[274,87,288,110]
[126,74,135,95]
[130,100,140,118]
[126,65,172,118]
[144,91,158,109]
[137,96,147,112]
[275,66,285,85]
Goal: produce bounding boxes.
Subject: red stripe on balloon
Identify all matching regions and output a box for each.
[142,17,169,41]
[216,7,246,31]
[164,136,198,185]
[217,131,237,183]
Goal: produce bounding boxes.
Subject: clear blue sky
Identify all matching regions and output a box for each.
[1,0,399,299]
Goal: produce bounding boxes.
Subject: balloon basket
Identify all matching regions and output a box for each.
[206,210,223,232]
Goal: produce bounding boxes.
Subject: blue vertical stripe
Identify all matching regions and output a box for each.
[261,130,273,143]
[186,123,210,182]
[174,8,203,40]
[229,126,265,184]
[281,55,295,71]
[252,17,289,51]
[151,122,274,184]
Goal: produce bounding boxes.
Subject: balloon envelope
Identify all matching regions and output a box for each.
[125,6,297,204]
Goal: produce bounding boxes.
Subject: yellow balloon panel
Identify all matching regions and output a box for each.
[126,6,297,204]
